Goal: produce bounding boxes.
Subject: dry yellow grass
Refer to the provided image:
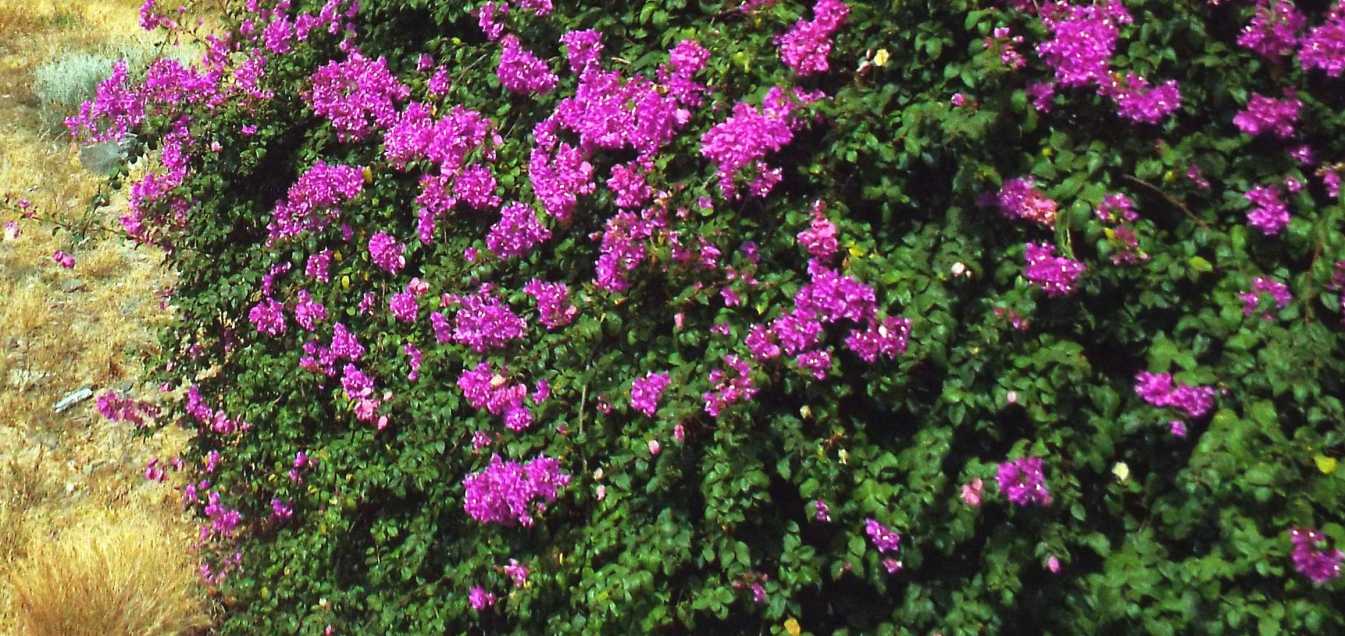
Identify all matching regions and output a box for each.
[5,507,209,636]
[0,0,209,633]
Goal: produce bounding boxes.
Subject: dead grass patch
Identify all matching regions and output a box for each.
[5,507,208,636]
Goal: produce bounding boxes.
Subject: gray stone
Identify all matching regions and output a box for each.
[53,386,93,413]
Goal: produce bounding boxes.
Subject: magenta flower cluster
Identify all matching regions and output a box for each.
[462,453,571,527]
[1300,2,1345,77]
[96,390,159,427]
[996,177,1058,227]
[844,316,913,363]
[1291,527,1344,584]
[523,279,578,329]
[595,208,666,292]
[996,457,1052,507]
[630,372,671,417]
[446,286,526,353]
[497,35,557,95]
[458,362,533,432]
[1239,0,1307,59]
[1024,243,1086,297]
[1245,184,1292,235]
[797,205,839,260]
[268,162,364,242]
[1233,92,1302,138]
[202,491,243,540]
[1101,73,1182,124]
[530,34,705,222]
[469,585,497,611]
[304,51,409,142]
[865,518,903,573]
[1240,276,1292,319]
[1134,371,1216,419]
[65,61,144,143]
[487,202,552,259]
[777,0,850,77]
[703,355,758,418]
[700,87,815,199]
[1036,1,1131,88]
[248,297,286,336]
[1031,1,1182,124]
[367,231,406,274]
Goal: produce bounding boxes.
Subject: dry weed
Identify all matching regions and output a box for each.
[5,507,208,636]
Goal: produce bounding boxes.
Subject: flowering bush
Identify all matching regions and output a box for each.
[87,0,1345,633]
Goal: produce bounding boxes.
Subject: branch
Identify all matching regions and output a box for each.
[1121,174,1209,228]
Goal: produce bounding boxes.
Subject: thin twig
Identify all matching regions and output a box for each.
[1121,174,1210,228]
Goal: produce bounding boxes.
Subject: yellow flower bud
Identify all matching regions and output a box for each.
[1112,461,1130,483]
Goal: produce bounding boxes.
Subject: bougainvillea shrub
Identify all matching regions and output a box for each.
[86,0,1345,632]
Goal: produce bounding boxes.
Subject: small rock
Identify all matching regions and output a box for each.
[61,278,87,293]
[53,386,94,413]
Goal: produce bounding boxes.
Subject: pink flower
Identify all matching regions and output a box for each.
[1023,243,1086,297]
[368,231,406,274]
[813,499,831,523]
[271,498,294,521]
[523,279,577,330]
[1046,555,1061,573]
[1299,5,1345,77]
[630,372,671,417]
[294,290,327,331]
[247,297,286,336]
[865,518,901,554]
[777,0,850,77]
[1245,185,1292,235]
[498,35,557,95]
[560,29,603,74]
[1238,0,1306,58]
[995,178,1057,226]
[462,453,570,527]
[468,585,497,611]
[1233,92,1302,139]
[996,457,1052,507]
[1102,73,1181,124]
[700,87,812,198]
[52,250,76,269]
[144,458,166,482]
[502,559,529,588]
[647,439,661,456]
[1291,527,1344,584]
[1035,1,1131,88]
[450,287,526,353]
[475,2,507,41]
[1239,276,1292,319]
[797,203,839,260]
[304,51,409,142]
[1134,371,1215,419]
[961,478,984,507]
[486,202,551,259]
[268,163,365,242]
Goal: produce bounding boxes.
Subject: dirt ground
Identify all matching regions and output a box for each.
[0,0,206,631]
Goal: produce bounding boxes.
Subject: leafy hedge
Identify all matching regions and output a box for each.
[91,0,1345,633]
